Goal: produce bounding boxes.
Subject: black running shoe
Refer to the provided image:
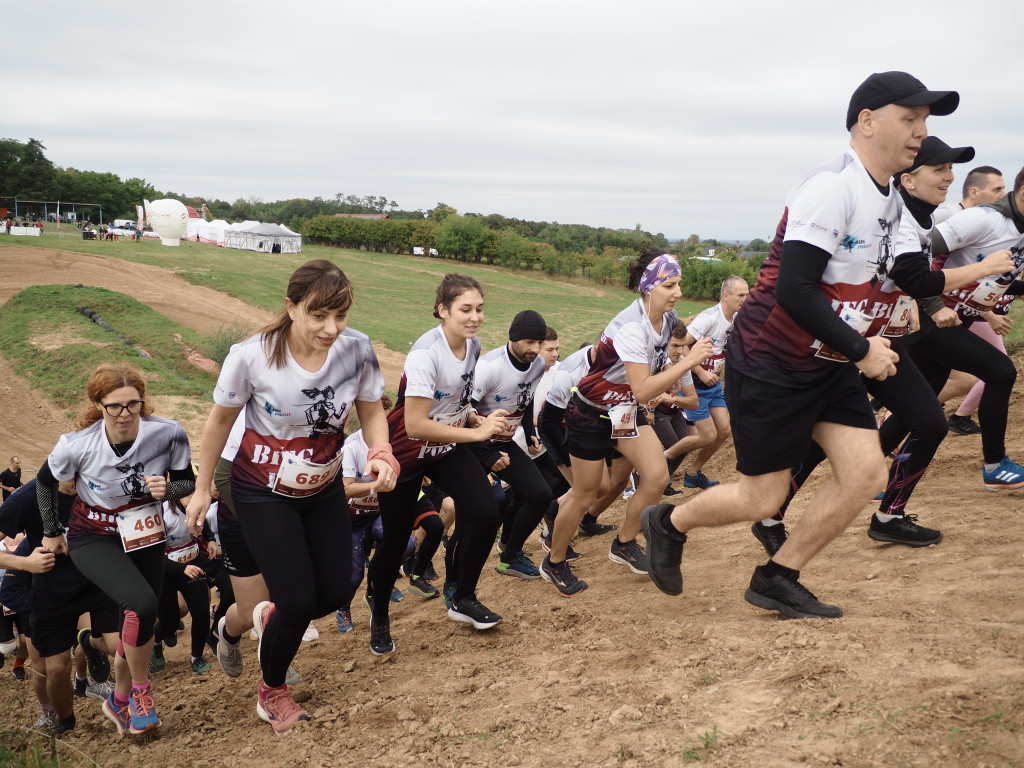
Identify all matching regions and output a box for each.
[539,531,581,560]
[640,504,686,596]
[50,715,76,736]
[577,517,617,538]
[539,555,588,597]
[947,414,981,435]
[662,485,683,498]
[369,616,395,655]
[447,597,502,630]
[751,521,788,557]
[867,514,943,547]
[744,565,842,619]
[78,628,111,683]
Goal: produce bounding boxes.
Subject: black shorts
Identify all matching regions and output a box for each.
[565,396,631,462]
[216,497,261,578]
[725,362,875,476]
[215,456,262,578]
[29,582,119,658]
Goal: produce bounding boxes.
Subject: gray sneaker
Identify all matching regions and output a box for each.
[31,712,56,731]
[216,616,243,678]
[85,680,115,701]
[285,665,302,686]
[607,537,649,575]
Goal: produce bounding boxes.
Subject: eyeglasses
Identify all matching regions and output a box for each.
[99,400,145,416]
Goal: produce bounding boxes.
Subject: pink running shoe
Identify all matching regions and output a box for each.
[257,685,310,735]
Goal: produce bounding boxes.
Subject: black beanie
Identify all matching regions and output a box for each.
[509,310,547,342]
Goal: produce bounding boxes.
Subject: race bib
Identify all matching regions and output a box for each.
[349,490,380,511]
[881,295,915,337]
[167,541,199,564]
[814,308,873,362]
[490,413,523,442]
[273,451,343,498]
[609,402,639,439]
[963,277,1007,312]
[116,502,166,553]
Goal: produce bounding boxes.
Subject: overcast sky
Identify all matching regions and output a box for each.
[5,0,1021,240]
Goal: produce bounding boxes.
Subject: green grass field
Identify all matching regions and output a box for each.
[0,284,216,412]
[0,226,713,410]
[0,225,712,355]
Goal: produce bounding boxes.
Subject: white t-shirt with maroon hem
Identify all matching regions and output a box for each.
[214,329,385,493]
[577,299,676,410]
[47,416,192,540]
[545,347,592,411]
[729,148,903,383]
[471,344,547,443]
[686,304,733,376]
[934,206,1024,322]
[342,430,380,522]
[387,326,479,471]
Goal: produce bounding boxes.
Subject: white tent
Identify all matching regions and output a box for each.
[223,222,302,253]
[185,218,231,245]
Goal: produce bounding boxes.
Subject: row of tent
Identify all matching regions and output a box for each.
[181,219,303,253]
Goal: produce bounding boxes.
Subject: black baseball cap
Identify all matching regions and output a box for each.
[846,71,959,130]
[903,136,975,174]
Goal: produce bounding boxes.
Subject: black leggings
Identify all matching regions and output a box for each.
[232,479,350,689]
[652,409,690,474]
[411,510,445,576]
[485,441,553,560]
[155,562,210,659]
[204,557,235,633]
[778,348,947,518]
[882,324,1017,464]
[372,445,499,618]
[70,537,165,646]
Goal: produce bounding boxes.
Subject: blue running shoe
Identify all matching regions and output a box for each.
[683,470,718,490]
[983,456,1024,491]
[336,609,353,634]
[442,582,457,609]
[128,687,160,734]
[103,692,130,736]
[495,550,541,580]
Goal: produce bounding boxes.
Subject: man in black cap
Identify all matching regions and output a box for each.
[748,135,1014,555]
[469,310,553,580]
[643,71,961,618]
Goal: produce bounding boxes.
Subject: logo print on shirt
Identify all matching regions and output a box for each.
[515,382,533,412]
[115,461,149,501]
[433,390,449,401]
[458,373,474,409]
[301,386,347,438]
[870,218,895,284]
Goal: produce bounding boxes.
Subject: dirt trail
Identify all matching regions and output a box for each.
[0,244,1022,767]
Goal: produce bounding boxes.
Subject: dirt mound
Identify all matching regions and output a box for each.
[0,245,1022,767]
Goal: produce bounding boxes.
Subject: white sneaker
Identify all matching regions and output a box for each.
[301,622,319,642]
[252,601,275,667]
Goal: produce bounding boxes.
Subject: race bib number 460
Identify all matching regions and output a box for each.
[116,502,166,553]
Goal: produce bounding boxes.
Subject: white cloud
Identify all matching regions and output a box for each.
[6,0,1019,238]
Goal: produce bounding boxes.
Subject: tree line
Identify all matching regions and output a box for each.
[1,137,768,299]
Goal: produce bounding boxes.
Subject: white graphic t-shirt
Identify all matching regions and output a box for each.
[214,329,384,493]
